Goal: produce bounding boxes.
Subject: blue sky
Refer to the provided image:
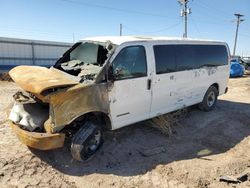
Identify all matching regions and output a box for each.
[1,0,250,56]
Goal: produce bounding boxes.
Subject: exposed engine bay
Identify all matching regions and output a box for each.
[60,60,102,83]
[9,91,49,132]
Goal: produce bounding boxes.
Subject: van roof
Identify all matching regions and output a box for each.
[80,36,225,45]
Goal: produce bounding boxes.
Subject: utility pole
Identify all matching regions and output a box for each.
[233,14,244,56]
[119,23,123,36]
[178,0,191,38]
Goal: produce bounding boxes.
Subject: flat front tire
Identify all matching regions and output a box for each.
[199,86,218,111]
[71,121,103,161]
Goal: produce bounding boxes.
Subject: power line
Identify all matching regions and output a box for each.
[190,18,232,27]
[195,0,232,17]
[193,6,232,24]
[189,15,202,38]
[0,26,77,42]
[58,0,178,20]
[192,0,250,37]
[239,33,250,38]
[123,22,182,35]
[0,25,75,37]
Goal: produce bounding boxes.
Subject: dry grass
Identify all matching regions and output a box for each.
[148,108,188,136]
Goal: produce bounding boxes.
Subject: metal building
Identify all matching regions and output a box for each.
[0,37,72,72]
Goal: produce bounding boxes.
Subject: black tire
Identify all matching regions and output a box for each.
[71,121,103,161]
[199,86,218,111]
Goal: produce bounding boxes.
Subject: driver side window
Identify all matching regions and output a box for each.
[112,46,147,80]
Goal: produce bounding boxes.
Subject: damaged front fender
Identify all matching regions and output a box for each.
[47,83,110,133]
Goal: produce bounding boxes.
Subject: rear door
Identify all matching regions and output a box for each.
[108,43,152,129]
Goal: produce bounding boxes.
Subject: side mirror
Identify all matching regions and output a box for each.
[108,65,115,82]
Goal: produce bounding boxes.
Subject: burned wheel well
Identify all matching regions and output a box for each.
[84,112,112,130]
[62,111,112,137]
[211,83,219,92]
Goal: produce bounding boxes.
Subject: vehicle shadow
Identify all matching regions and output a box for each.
[31,99,250,177]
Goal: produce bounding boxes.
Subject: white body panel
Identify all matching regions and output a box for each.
[108,42,153,129]
[108,77,151,129]
[105,38,230,130]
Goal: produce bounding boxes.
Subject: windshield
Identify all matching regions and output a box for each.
[54,42,109,83]
[70,43,99,64]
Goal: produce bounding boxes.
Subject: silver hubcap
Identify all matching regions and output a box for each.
[88,130,101,151]
[207,91,215,107]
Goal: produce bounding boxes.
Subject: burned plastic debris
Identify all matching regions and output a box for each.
[219,168,250,184]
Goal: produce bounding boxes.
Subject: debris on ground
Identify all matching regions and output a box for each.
[219,175,239,183]
[139,146,166,157]
[219,168,250,184]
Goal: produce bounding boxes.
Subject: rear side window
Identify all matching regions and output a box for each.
[154,44,228,74]
[154,45,175,74]
[176,45,228,70]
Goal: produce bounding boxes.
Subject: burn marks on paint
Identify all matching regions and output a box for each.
[207,67,218,76]
[193,67,218,78]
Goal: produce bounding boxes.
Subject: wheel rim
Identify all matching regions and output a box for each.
[87,130,101,152]
[207,91,215,107]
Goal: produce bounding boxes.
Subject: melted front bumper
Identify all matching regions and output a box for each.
[10,122,65,150]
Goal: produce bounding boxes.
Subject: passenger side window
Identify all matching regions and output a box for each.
[112,46,147,80]
[195,45,228,67]
[175,45,198,71]
[154,45,176,74]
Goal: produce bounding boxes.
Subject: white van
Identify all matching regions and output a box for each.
[9,36,230,161]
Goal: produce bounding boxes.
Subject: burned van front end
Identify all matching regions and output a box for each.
[8,40,115,153]
[8,65,79,150]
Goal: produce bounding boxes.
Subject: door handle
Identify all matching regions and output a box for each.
[147,79,152,90]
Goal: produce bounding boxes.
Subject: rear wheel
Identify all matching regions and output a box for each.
[71,121,103,161]
[199,86,218,111]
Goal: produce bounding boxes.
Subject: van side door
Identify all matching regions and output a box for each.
[149,44,182,117]
[108,43,152,129]
[150,43,194,117]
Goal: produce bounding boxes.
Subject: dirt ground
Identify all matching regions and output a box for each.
[0,75,249,188]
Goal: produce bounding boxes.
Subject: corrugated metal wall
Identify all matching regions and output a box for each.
[0,37,72,71]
